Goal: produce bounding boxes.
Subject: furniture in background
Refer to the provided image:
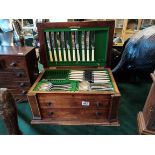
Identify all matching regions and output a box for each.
[121,19,142,41]
[141,19,155,29]
[0,46,39,102]
[0,88,21,134]
[137,71,155,135]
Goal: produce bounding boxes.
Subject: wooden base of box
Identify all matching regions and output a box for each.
[28,68,120,126]
[137,112,155,135]
[31,119,119,126]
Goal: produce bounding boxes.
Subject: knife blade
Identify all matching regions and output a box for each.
[46,32,53,62]
[86,31,90,61]
[82,31,85,61]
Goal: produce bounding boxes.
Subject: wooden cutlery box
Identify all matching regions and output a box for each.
[0,46,39,102]
[27,21,121,125]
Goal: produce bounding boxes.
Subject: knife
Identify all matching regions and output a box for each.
[53,32,58,62]
[65,32,71,61]
[46,32,53,62]
[91,31,95,61]
[75,31,80,61]
[82,31,85,61]
[61,32,67,61]
[57,32,62,61]
[72,32,76,61]
[86,31,90,61]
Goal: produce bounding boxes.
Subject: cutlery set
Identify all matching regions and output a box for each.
[45,31,95,62]
[35,70,114,92]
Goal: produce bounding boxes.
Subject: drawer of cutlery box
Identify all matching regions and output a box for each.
[40,108,109,120]
[37,94,111,109]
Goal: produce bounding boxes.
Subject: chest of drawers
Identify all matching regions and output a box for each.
[0,46,39,102]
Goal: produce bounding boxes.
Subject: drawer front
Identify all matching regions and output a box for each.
[0,69,29,81]
[8,88,29,95]
[0,81,30,89]
[0,56,26,69]
[38,94,111,109]
[40,108,109,120]
[13,94,28,102]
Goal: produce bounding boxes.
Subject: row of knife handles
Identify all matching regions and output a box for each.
[44,31,96,62]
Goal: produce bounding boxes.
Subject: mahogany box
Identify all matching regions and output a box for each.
[27,21,121,125]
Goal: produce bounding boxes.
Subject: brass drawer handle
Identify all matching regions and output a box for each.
[96,111,102,116]
[48,112,54,116]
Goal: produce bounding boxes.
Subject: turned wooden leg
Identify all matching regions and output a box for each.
[0,88,22,135]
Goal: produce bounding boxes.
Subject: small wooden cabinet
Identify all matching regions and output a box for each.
[137,71,155,135]
[0,46,39,102]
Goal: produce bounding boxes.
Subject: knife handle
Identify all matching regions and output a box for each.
[73,49,76,61]
[68,49,71,61]
[87,49,89,61]
[92,48,94,61]
[77,49,80,61]
[54,49,58,62]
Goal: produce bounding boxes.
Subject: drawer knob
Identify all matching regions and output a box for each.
[10,62,17,67]
[47,102,52,106]
[17,73,23,77]
[21,90,27,95]
[20,82,25,87]
[96,102,101,108]
[48,112,54,116]
[96,111,102,116]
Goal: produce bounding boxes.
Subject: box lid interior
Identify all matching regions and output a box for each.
[38,21,114,68]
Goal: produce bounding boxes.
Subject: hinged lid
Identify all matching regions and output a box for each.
[37,21,115,68]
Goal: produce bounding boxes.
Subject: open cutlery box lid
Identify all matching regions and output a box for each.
[37,21,115,69]
[32,21,118,93]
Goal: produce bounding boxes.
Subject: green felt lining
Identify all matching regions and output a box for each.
[33,69,114,92]
[44,27,109,67]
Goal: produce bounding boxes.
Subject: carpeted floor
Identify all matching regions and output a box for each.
[0,78,151,135]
